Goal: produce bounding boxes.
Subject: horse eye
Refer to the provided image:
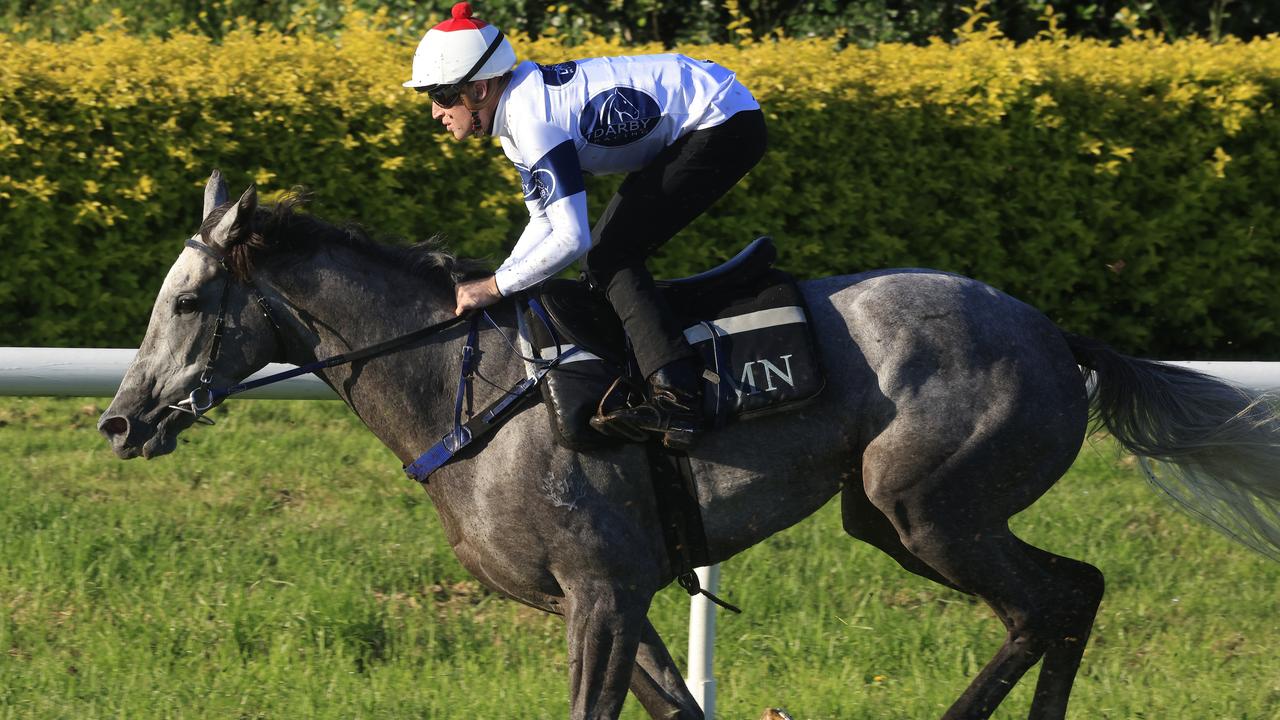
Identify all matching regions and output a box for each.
[175,295,200,315]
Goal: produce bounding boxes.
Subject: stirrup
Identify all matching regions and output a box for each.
[590,389,702,450]
[589,413,650,442]
[591,406,701,449]
[590,376,650,441]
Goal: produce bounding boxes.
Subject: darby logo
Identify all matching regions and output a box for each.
[516,164,556,207]
[515,163,538,201]
[579,87,661,148]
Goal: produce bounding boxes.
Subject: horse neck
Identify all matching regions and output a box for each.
[256,244,494,464]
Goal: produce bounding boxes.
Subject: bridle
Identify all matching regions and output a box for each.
[168,236,289,423]
[170,235,468,424]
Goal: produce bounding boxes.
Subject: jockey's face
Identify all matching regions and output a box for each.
[430,79,497,141]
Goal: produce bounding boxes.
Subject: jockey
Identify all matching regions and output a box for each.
[404,2,767,449]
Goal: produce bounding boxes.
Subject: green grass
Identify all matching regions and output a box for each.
[1,397,1278,719]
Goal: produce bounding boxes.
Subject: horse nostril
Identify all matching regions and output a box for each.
[99,415,129,438]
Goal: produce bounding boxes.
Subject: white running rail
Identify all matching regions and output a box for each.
[0,347,334,399]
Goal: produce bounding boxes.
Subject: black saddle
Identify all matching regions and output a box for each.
[521,237,824,451]
[534,236,779,365]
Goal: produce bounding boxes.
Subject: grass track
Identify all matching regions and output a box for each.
[1,398,1278,719]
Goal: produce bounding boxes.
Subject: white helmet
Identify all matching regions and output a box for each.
[403,2,516,90]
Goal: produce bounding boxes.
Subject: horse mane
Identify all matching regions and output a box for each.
[199,192,493,285]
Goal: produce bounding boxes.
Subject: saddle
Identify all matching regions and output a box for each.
[521,237,826,451]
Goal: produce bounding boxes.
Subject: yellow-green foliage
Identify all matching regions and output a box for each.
[2,11,1278,355]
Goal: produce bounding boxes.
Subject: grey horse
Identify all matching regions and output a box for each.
[100,172,1280,719]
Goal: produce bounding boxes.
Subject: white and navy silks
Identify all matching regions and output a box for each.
[489,54,760,298]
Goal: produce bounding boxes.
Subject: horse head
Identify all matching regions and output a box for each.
[98,170,285,459]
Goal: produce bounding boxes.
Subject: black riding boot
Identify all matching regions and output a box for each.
[592,356,704,450]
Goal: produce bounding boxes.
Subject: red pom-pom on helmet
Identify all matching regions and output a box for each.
[452,2,473,21]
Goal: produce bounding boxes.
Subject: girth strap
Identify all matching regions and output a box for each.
[645,444,741,614]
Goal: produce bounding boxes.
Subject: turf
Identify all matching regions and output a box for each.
[1,398,1277,719]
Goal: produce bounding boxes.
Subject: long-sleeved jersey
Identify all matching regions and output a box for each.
[488,54,759,296]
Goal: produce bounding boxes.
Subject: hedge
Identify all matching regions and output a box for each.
[1,11,1278,357]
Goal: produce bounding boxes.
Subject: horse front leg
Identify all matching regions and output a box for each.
[630,617,705,719]
[564,583,651,720]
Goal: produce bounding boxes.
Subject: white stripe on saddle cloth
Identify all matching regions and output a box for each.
[538,306,808,365]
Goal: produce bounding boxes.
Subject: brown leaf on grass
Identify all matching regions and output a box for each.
[7,646,31,661]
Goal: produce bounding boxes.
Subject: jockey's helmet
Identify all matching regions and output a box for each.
[403,3,516,94]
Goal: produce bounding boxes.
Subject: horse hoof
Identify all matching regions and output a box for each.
[760,708,794,720]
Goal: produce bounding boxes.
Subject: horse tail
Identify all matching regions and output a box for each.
[1063,332,1280,562]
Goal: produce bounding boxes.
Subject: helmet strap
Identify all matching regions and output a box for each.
[466,75,510,138]
[457,30,505,87]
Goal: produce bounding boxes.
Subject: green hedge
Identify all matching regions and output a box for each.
[1,15,1278,357]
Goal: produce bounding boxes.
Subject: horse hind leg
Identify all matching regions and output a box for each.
[859,444,1102,719]
[879,507,1103,720]
[841,475,968,594]
[1019,543,1105,720]
[891,522,1086,719]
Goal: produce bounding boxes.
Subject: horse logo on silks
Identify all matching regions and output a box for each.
[579,87,662,148]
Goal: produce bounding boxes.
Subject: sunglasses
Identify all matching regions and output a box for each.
[416,83,465,109]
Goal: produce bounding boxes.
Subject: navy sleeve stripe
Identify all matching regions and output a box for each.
[523,140,586,211]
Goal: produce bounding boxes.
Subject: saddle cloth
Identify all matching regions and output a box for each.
[521,237,826,450]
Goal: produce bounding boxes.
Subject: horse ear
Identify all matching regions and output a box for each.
[207,185,258,251]
[203,169,229,221]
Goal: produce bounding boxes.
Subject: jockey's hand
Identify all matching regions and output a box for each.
[454,275,502,316]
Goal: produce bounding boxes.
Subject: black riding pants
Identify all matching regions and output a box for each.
[583,108,767,378]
